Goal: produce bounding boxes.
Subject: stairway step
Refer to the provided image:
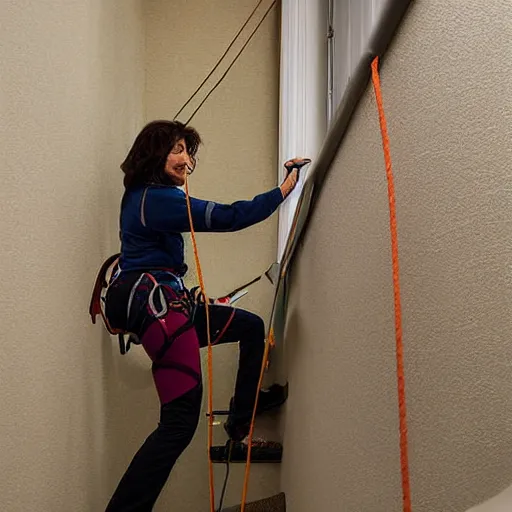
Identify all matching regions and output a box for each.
[210,441,282,464]
[221,492,286,512]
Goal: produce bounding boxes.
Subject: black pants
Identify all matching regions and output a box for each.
[194,304,266,418]
[105,384,202,512]
[105,305,265,511]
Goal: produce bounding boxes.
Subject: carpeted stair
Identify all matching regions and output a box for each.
[221,492,286,512]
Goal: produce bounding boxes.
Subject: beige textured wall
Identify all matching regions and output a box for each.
[281,1,512,511]
[0,1,145,510]
[143,1,281,510]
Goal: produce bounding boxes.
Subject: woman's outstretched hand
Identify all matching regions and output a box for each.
[280,157,311,198]
[280,168,298,198]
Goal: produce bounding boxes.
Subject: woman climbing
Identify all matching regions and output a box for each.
[102,120,305,511]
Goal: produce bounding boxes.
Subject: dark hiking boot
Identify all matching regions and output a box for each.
[223,383,288,441]
[223,415,251,442]
[256,383,288,414]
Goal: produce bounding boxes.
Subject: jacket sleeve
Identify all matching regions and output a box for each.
[142,186,284,233]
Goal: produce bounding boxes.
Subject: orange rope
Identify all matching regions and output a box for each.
[184,171,263,512]
[184,175,215,512]
[240,328,274,511]
[371,56,412,512]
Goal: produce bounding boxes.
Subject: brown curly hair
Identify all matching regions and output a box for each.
[121,120,202,188]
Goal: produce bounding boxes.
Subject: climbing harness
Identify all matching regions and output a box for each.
[89,252,121,335]
[89,251,275,357]
[89,253,142,355]
[90,262,271,366]
[90,260,197,359]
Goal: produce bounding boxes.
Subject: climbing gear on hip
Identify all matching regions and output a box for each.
[89,258,196,360]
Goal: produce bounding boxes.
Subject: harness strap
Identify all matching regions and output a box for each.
[90,256,194,356]
[153,360,201,383]
[118,333,127,355]
[212,309,236,345]
[89,253,122,334]
[154,313,196,361]
[91,255,234,363]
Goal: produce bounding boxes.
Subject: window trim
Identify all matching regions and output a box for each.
[277,0,329,261]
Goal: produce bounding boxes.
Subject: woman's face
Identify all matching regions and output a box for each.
[164,138,193,186]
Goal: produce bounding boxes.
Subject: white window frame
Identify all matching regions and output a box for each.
[278,0,385,260]
[277,0,329,261]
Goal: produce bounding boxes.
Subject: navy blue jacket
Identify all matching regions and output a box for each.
[119,184,284,275]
